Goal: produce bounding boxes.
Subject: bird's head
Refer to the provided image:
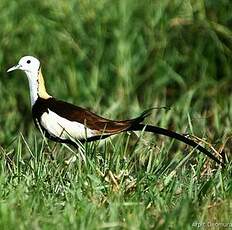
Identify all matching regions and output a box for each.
[7,56,51,106]
[7,56,40,74]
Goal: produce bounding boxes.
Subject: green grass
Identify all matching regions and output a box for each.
[0,0,232,229]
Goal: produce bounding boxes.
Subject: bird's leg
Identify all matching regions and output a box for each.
[65,155,77,165]
[62,141,86,165]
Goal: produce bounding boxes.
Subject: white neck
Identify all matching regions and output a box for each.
[24,69,51,107]
[25,71,39,106]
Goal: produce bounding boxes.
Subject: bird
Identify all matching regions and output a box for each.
[7,56,223,166]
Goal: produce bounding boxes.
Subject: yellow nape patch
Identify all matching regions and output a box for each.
[38,68,51,99]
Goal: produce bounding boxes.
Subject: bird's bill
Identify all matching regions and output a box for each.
[7,64,21,72]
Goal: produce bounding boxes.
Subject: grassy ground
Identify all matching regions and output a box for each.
[0,0,232,229]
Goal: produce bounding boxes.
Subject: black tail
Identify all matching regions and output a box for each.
[129,124,224,166]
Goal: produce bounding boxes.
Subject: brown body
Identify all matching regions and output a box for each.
[32,96,152,144]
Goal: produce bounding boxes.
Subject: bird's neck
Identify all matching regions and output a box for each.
[25,68,51,106]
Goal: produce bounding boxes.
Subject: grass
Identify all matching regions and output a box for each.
[0,0,232,229]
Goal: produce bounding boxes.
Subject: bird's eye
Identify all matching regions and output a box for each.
[27,60,31,64]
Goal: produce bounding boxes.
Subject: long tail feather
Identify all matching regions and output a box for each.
[132,107,170,124]
[130,124,224,166]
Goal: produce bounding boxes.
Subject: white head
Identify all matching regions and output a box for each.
[7,56,40,74]
[7,56,51,106]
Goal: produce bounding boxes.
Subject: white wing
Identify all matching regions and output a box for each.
[41,109,95,141]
